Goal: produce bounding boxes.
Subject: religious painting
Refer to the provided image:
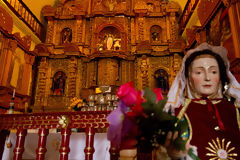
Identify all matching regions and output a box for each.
[51,71,67,96]
[154,69,169,94]
[61,27,72,44]
[97,26,121,51]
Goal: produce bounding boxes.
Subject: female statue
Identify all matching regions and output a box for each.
[164,43,240,160]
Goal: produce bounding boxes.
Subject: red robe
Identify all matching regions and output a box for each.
[175,99,240,160]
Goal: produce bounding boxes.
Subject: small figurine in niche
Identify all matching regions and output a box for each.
[154,70,169,93]
[114,39,121,50]
[61,27,72,44]
[52,71,66,95]
[161,43,240,160]
[106,34,114,50]
[152,32,159,41]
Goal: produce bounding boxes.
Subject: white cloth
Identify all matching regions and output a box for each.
[2,132,110,160]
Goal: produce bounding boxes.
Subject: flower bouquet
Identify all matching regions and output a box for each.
[107,82,189,153]
[69,97,83,111]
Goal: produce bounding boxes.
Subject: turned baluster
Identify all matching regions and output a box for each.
[109,142,119,160]
[59,128,71,160]
[13,129,27,160]
[84,127,95,160]
[36,128,49,160]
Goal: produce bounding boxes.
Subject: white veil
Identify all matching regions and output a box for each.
[164,42,240,112]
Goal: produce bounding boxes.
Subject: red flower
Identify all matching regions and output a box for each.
[153,88,163,103]
[126,91,144,118]
[117,82,138,107]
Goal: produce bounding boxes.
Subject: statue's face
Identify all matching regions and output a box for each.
[189,55,220,98]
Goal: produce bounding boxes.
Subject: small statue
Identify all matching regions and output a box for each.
[61,28,72,44]
[114,39,121,50]
[106,34,114,50]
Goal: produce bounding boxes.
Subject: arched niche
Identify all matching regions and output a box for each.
[154,69,169,95]
[150,25,162,42]
[51,71,67,96]
[61,27,72,44]
[94,23,126,52]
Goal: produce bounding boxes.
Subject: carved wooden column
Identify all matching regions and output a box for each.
[76,16,83,43]
[13,129,27,160]
[35,57,48,109]
[224,0,240,58]
[84,127,95,160]
[59,128,71,160]
[134,8,147,42]
[36,128,49,160]
[138,17,144,41]
[169,12,177,41]
[68,57,77,97]
[0,40,16,86]
[46,17,54,44]
[22,54,35,95]
[140,55,149,88]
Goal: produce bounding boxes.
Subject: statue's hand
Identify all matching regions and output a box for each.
[164,131,189,159]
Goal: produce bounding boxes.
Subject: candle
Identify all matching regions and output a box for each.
[13,89,15,98]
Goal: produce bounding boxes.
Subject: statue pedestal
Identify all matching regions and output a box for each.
[119,148,137,160]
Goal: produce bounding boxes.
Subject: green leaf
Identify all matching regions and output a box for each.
[188,148,200,160]
[141,102,154,114]
[143,88,156,104]
[158,111,176,121]
[155,98,167,111]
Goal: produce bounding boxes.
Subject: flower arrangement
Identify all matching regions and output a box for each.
[107,82,189,152]
[69,97,83,111]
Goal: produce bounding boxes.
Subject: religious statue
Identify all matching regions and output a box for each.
[113,39,121,50]
[61,28,72,44]
[152,32,159,41]
[106,34,114,50]
[51,71,66,95]
[161,43,240,160]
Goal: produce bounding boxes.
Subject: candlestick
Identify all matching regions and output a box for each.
[13,89,15,98]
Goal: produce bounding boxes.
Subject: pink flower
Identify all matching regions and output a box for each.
[153,88,163,103]
[117,82,138,107]
[127,91,144,118]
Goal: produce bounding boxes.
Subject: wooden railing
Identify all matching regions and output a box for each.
[2,0,44,41]
[0,111,119,160]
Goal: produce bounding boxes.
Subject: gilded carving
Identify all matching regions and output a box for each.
[33,0,184,112]
[35,57,48,107]
[98,59,119,86]
[140,55,149,88]
[46,20,54,44]
[134,1,148,10]
[0,6,13,34]
[76,19,83,43]
[222,0,238,7]
[68,57,77,97]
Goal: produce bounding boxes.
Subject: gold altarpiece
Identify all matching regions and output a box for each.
[33,0,185,112]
